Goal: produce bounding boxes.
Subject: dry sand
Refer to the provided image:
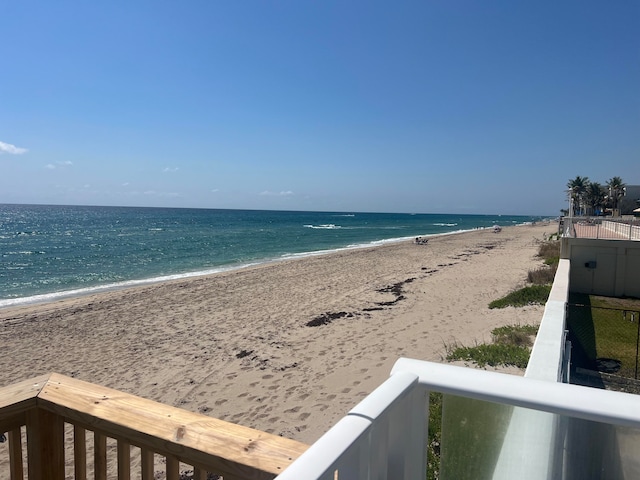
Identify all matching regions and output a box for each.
[0,222,555,446]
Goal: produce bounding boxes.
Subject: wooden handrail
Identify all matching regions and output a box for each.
[0,373,308,480]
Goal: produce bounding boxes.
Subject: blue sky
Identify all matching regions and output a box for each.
[1,1,638,215]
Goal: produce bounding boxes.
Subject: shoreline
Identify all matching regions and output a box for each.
[0,222,555,447]
[0,224,530,310]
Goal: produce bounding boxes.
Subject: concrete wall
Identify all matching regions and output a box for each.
[561,238,640,298]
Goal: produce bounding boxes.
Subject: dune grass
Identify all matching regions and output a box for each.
[488,284,551,309]
[445,324,538,369]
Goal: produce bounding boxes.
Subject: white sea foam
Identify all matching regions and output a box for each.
[303,224,342,229]
[0,263,258,309]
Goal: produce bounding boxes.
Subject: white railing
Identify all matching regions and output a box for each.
[562,217,640,240]
[276,359,640,480]
[275,371,426,480]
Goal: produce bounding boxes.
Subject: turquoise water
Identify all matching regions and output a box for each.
[0,204,544,307]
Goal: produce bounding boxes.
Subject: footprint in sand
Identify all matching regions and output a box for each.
[298,412,310,421]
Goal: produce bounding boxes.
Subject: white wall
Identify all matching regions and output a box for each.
[561,238,640,298]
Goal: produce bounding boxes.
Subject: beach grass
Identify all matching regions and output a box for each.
[537,239,560,266]
[488,285,551,309]
[445,325,538,368]
[445,342,532,369]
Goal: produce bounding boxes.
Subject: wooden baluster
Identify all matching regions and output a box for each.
[193,467,207,480]
[141,448,154,480]
[94,432,107,480]
[117,440,131,480]
[8,428,24,480]
[73,425,87,480]
[166,455,180,479]
[26,408,65,480]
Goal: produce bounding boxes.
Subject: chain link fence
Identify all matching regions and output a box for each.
[567,303,640,380]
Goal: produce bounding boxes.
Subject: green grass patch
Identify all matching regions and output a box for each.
[492,324,538,346]
[446,343,531,369]
[567,294,640,378]
[489,285,551,309]
[445,324,538,369]
[427,392,442,480]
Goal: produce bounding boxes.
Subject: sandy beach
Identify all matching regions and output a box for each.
[0,222,554,446]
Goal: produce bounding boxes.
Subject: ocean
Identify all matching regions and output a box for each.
[0,204,544,307]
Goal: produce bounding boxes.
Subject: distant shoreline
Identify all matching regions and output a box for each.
[0,223,543,310]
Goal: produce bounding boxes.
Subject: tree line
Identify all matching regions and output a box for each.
[565,176,632,216]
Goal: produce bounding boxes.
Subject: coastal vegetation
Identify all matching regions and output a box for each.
[445,236,557,367]
[488,235,560,309]
[488,285,551,309]
[445,324,538,368]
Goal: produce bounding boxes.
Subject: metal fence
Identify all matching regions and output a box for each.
[561,217,640,240]
[567,303,640,380]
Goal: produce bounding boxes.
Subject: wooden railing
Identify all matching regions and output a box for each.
[0,373,308,480]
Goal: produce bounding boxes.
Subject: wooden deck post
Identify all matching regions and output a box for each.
[26,408,65,480]
[8,428,24,480]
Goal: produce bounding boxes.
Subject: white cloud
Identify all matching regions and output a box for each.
[162,167,179,173]
[211,189,219,193]
[0,141,28,155]
[44,160,73,170]
[142,190,181,198]
[260,190,294,196]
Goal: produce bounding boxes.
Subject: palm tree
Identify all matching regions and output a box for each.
[567,176,590,216]
[606,176,626,217]
[585,182,606,216]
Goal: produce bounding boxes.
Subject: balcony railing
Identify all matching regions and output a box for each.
[562,217,640,240]
[275,359,640,480]
[0,373,308,480]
